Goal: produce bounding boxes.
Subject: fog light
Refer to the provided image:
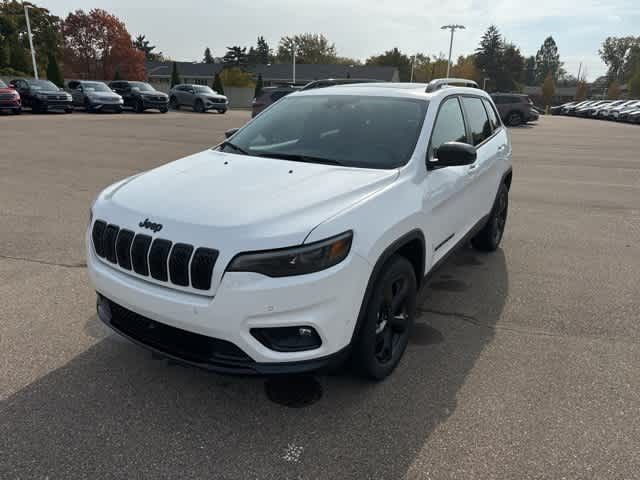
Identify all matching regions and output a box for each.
[251,326,322,352]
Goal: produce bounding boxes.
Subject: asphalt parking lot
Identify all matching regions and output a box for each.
[1,111,639,479]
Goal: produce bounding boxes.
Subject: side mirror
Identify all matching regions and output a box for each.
[428,142,476,169]
[225,128,240,139]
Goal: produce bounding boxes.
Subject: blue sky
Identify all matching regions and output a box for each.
[40,0,640,81]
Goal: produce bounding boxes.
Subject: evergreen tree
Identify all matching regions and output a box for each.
[256,36,271,64]
[474,25,503,90]
[203,47,215,64]
[133,34,162,61]
[170,62,181,88]
[535,36,563,83]
[222,46,248,67]
[212,72,224,95]
[254,73,263,97]
[46,52,64,87]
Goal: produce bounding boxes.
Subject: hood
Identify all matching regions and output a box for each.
[87,91,120,99]
[95,149,398,251]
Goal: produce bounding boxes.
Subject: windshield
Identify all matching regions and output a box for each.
[130,82,155,92]
[194,85,216,94]
[221,95,428,169]
[82,82,111,92]
[28,79,59,90]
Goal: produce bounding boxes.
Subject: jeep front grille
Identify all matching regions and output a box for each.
[92,220,218,291]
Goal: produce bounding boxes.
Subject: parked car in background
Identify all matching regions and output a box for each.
[616,102,640,121]
[109,81,168,113]
[550,101,577,115]
[9,78,72,113]
[0,79,21,114]
[563,100,595,115]
[593,100,625,118]
[575,100,610,117]
[251,86,298,117]
[168,84,228,113]
[601,100,638,120]
[490,93,539,126]
[300,78,379,91]
[68,80,124,113]
[627,109,640,124]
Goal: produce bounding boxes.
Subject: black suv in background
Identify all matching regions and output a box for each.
[109,81,169,113]
[9,78,73,113]
[251,86,298,117]
[491,93,539,126]
[300,78,378,90]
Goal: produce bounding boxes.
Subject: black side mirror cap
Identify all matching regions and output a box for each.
[428,142,476,170]
[225,128,240,139]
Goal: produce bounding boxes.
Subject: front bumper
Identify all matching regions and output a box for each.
[205,100,228,110]
[88,101,123,111]
[87,232,371,371]
[142,99,168,109]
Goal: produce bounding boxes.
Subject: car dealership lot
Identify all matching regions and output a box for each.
[1,113,639,479]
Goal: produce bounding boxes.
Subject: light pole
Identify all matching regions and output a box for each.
[441,24,465,78]
[292,43,296,85]
[410,55,415,83]
[24,3,38,79]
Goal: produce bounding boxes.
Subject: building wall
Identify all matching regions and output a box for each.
[224,86,254,108]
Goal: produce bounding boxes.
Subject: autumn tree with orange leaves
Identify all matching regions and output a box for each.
[62,9,145,80]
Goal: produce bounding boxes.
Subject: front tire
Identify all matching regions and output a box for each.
[472,183,509,252]
[13,108,21,115]
[353,255,416,380]
[194,99,205,113]
[160,107,168,114]
[135,99,144,113]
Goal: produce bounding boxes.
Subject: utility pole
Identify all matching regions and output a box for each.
[441,24,465,78]
[292,43,296,85]
[410,55,415,82]
[24,3,38,79]
[577,62,582,82]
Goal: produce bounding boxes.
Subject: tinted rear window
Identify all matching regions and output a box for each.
[461,97,492,146]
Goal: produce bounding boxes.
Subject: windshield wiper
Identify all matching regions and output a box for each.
[255,152,344,166]
[219,140,249,155]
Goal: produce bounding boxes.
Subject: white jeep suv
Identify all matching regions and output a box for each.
[87,78,512,380]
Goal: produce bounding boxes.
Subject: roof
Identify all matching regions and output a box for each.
[294,83,489,100]
[145,61,224,77]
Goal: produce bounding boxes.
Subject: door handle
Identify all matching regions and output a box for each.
[467,164,478,175]
[498,144,508,152]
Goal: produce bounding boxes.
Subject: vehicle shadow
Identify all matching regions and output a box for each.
[0,245,507,479]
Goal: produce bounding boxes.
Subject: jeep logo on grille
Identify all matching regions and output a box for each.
[139,218,163,232]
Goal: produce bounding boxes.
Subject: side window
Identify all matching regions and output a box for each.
[482,98,501,131]
[461,96,492,146]
[492,96,504,105]
[429,97,467,160]
[270,91,289,102]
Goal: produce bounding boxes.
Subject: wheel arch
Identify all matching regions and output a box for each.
[350,229,426,344]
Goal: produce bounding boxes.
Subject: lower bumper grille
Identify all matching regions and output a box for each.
[102,296,253,365]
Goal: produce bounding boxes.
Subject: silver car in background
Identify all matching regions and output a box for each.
[168,84,228,113]
[68,80,124,113]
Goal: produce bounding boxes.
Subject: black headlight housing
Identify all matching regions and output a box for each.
[227,231,352,277]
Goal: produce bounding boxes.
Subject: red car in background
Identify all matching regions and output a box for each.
[0,79,21,114]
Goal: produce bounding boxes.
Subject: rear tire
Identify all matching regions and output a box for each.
[472,183,509,252]
[506,111,522,126]
[353,255,416,380]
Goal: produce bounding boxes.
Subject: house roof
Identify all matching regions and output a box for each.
[145,61,398,82]
[145,61,223,78]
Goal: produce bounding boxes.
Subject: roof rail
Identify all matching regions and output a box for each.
[425,78,479,93]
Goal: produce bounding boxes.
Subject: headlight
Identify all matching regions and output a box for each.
[227,231,352,277]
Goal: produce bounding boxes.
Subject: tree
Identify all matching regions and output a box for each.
[534,36,563,83]
[606,80,621,99]
[203,47,214,64]
[62,9,145,80]
[277,33,337,64]
[46,52,63,87]
[134,34,162,61]
[222,46,248,67]
[0,1,62,75]
[366,47,411,82]
[524,56,536,85]
[255,36,271,64]
[254,73,263,97]
[219,67,254,88]
[170,61,180,87]
[541,73,555,107]
[475,25,503,90]
[574,80,588,101]
[501,43,525,90]
[451,55,481,83]
[212,72,224,95]
[599,36,639,82]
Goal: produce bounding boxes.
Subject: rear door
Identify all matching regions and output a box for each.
[460,95,505,225]
[423,95,472,262]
